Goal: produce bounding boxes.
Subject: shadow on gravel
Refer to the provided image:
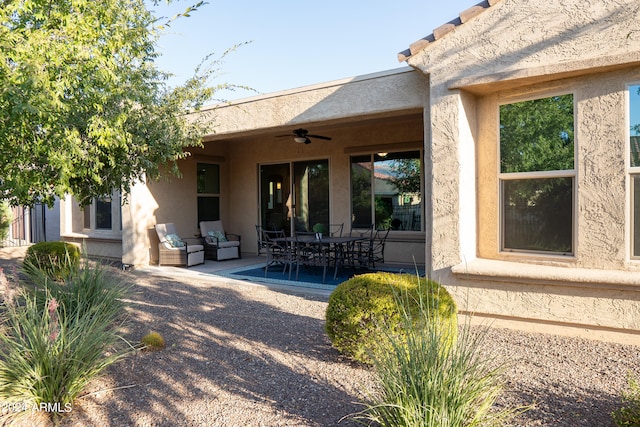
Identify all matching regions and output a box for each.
[502,384,624,427]
[65,268,369,426]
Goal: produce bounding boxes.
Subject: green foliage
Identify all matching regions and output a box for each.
[613,374,640,427]
[355,288,522,427]
[325,272,457,364]
[0,262,130,418]
[0,201,12,241]
[499,94,574,174]
[141,331,166,351]
[0,0,249,207]
[24,242,81,281]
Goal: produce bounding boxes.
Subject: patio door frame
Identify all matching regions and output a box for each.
[259,159,330,236]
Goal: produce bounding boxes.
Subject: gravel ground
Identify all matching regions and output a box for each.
[1,247,639,426]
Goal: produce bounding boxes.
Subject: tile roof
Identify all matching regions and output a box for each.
[397,0,502,62]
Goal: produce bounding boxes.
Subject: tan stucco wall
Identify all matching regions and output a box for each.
[207,68,428,137]
[406,0,640,341]
[121,68,430,267]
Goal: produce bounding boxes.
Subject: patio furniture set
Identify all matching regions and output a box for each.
[153,221,389,284]
[155,221,241,267]
[260,224,390,283]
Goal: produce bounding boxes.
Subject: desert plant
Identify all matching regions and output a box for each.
[0,201,11,242]
[613,374,640,426]
[355,284,521,427]
[24,241,81,281]
[325,272,457,364]
[141,331,166,351]
[22,257,128,323]
[0,262,131,419]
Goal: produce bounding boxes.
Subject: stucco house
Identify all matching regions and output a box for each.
[60,0,640,343]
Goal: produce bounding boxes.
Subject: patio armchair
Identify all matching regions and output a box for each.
[155,223,205,267]
[199,221,241,261]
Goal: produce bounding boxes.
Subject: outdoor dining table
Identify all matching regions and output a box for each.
[273,235,366,280]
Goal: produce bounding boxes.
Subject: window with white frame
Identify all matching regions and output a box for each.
[83,193,122,232]
[629,84,640,257]
[499,94,575,254]
[350,150,422,231]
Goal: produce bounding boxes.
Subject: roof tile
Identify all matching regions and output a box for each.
[398,0,502,62]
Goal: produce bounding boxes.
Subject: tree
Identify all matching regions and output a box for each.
[0,0,237,207]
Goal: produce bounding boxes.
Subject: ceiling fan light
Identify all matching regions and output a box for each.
[294,137,307,143]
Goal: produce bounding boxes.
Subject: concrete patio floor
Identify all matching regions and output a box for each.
[136,253,424,298]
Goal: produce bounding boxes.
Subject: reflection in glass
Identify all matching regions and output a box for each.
[350,151,422,231]
[500,94,574,173]
[630,84,640,167]
[197,163,220,194]
[502,177,573,253]
[95,197,112,230]
[293,160,329,232]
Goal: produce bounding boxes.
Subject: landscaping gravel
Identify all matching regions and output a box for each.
[1,247,639,426]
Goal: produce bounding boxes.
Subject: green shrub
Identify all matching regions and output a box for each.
[24,241,81,280]
[325,272,457,363]
[141,331,166,351]
[355,286,522,427]
[0,201,11,242]
[613,374,640,426]
[0,262,131,420]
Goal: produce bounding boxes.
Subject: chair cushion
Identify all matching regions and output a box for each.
[166,233,185,248]
[186,244,204,254]
[217,240,239,248]
[207,230,227,242]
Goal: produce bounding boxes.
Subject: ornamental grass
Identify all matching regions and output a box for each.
[354,281,525,427]
[0,257,131,420]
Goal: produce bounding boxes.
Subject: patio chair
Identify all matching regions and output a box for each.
[199,221,241,261]
[256,225,267,256]
[344,224,374,269]
[155,223,205,267]
[262,229,293,278]
[294,232,330,283]
[327,223,344,237]
[368,228,391,268]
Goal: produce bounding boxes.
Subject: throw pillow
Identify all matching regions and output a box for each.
[165,233,185,248]
[207,230,227,242]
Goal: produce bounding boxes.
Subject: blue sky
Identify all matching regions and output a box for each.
[149,0,474,101]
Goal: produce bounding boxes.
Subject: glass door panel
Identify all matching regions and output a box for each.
[260,163,290,233]
[259,160,329,236]
[293,160,329,233]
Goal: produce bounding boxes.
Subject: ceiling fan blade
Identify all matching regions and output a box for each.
[307,134,332,140]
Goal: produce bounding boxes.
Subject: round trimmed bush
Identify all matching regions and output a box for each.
[25,241,81,280]
[141,331,166,351]
[325,272,457,363]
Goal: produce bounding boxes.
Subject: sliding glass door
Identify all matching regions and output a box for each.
[260,160,329,235]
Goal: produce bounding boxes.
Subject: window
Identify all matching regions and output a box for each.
[629,84,640,257]
[197,163,220,224]
[499,94,575,254]
[83,193,121,232]
[350,151,422,231]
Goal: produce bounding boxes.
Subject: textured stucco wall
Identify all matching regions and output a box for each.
[406,0,640,340]
[206,69,428,137]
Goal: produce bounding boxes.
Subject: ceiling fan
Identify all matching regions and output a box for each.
[277,128,332,144]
